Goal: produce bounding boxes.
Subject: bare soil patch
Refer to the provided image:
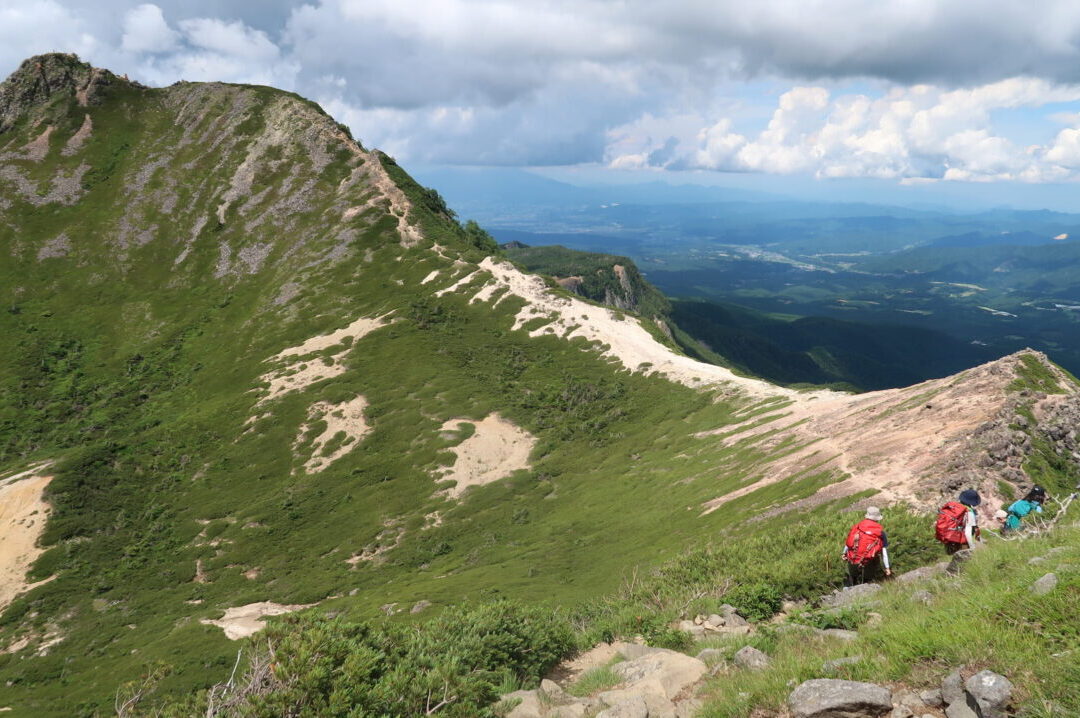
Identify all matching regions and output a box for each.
[436,413,537,500]
[0,463,55,610]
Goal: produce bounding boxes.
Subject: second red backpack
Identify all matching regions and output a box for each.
[845,519,884,565]
[935,501,968,544]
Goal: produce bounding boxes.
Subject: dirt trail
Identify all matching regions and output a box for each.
[0,464,54,610]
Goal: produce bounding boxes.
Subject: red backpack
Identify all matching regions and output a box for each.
[935,502,968,544]
[845,519,884,565]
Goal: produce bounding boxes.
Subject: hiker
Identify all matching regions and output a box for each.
[1004,486,1047,533]
[936,489,981,554]
[842,506,892,586]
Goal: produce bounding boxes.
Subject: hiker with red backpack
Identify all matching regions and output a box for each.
[842,506,892,586]
[935,489,981,554]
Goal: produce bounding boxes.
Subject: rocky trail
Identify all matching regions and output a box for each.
[500,537,1077,718]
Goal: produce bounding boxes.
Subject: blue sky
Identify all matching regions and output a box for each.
[7,0,1080,208]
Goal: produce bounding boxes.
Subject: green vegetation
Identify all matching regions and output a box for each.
[567,665,623,697]
[1010,352,1067,393]
[696,525,1080,717]
[139,601,573,717]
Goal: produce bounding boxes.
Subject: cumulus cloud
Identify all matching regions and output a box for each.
[8,0,1080,179]
[606,78,1080,182]
[121,4,178,54]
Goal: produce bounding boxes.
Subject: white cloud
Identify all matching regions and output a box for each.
[121,4,178,53]
[605,76,1080,182]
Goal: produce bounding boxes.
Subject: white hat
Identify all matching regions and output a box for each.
[865,506,883,521]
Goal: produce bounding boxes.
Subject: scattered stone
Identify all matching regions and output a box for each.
[941,670,965,708]
[596,696,648,718]
[695,648,724,663]
[502,689,543,718]
[890,706,914,718]
[540,679,575,706]
[788,679,893,718]
[944,699,979,718]
[820,583,882,608]
[819,628,859,642]
[723,611,750,627]
[610,648,708,700]
[893,690,925,711]
[865,612,884,628]
[676,620,707,639]
[706,613,725,627]
[715,624,752,636]
[822,655,862,672]
[733,645,771,670]
[919,688,944,708]
[550,704,590,718]
[965,670,1013,718]
[410,600,432,614]
[1027,556,1047,565]
[946,549,974,576]
[895,563,946,583]
[911,590,934,606]
[1031,573,1058,595]
[782,599,808,613]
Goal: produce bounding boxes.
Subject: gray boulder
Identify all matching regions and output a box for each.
[946,549,974,576]
[733,645,771,670]
[820,628,859,642]
[610,648,707,700]
[788,679,893,718]
[895,563,946,583]
[944,700,979,718]
[1031,573,1058,595]
[821,583,882,608]
[822,655,862,672]
[890,706,914,718]
[410,600,432,614]
[965,670,1013,718]
[918,688,944,708]
[941,670,965,707]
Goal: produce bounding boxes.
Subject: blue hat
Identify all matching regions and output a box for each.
[959,489,981,507]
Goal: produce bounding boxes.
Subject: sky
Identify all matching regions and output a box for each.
[8,0,1080,207]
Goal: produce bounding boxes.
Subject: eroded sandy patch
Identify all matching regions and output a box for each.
[0,463,55,610]
[200,601,312,640]
[436,413,536,499]
[298,396,371,473]
[257,315,389,404]
[468,258,827,402]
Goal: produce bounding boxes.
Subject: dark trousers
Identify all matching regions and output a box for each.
[945,542,968,555]
[845,557,883,587]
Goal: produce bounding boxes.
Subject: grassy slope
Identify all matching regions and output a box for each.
[695,522,1080,717]
[0,60,858,716]
[1,58,1077,717]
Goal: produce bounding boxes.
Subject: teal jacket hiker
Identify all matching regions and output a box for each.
[1005,499,1042,531]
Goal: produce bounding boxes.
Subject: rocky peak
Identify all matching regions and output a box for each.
[0,53,124,134]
